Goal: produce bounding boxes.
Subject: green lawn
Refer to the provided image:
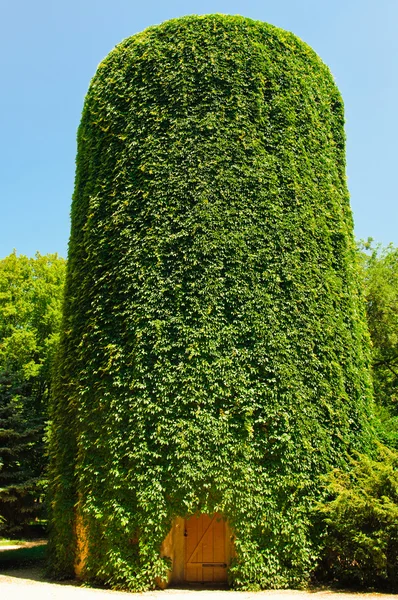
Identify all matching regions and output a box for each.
[0,544,46,568]
[0,539,26,546]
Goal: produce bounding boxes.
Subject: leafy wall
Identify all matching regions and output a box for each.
[48,14,373,590]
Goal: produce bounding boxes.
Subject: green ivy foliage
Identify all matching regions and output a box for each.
[48,14,374,590]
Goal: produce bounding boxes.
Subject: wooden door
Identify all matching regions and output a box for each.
[184,513,227,583]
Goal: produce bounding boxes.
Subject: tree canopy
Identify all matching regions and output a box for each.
[314,243,398,591]
[0,252,65,534]
[359,241,398,413]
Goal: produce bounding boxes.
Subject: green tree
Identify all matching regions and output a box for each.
[360,241,398,411]
[359,241,398,448]
[0,252,65,534]
[316,444,398,591]
[315,244,398,590]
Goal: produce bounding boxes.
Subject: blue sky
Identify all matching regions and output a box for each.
[1,0,397,258]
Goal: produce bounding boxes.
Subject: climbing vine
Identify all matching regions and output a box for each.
[48,14,373,590]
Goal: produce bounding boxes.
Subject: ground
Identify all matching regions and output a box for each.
[0,542,396,600]
[0,569,397,600]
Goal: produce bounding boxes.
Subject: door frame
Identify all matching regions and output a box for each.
[160,512,233,587]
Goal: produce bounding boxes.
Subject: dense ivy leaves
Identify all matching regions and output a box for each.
[48,15,374,590]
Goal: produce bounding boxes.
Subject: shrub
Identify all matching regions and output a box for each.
[316,444,398,590]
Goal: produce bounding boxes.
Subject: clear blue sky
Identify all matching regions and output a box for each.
[1,0,397,258]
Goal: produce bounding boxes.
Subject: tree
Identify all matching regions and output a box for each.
[316,444,398,591]
[49,15,373,590]
[313,244,398,589]
[359,241,398,412]
[359,241,398,448]
[0,252,65,535]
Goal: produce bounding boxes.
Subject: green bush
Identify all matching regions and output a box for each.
[316,444,398,590]
[48,14,373,590]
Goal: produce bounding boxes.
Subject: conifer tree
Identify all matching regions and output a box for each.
[0,252,65,534]
[0,373,45,533]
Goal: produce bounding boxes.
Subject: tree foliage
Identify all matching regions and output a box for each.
[314,244,398,589]
[359,241,398,413]
[49,15,373,590]
[358,241,398,449]
[316,444,398,591]
[0,252,66,534]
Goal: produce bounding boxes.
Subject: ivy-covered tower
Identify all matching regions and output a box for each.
[49,14,373,591]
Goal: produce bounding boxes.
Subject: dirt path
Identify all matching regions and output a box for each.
[0,569,397,600]
[0,539,47,551]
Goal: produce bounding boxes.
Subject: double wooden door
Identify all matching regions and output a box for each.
[184,513,228,583]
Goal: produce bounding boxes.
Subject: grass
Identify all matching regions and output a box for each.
[0,539,26,546]
[0,544,46,568]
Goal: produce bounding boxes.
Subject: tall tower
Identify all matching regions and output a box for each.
[48,15,373,591]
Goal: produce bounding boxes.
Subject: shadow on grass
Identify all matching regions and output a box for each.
[0,544,46,567]
[0,545,77,587]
